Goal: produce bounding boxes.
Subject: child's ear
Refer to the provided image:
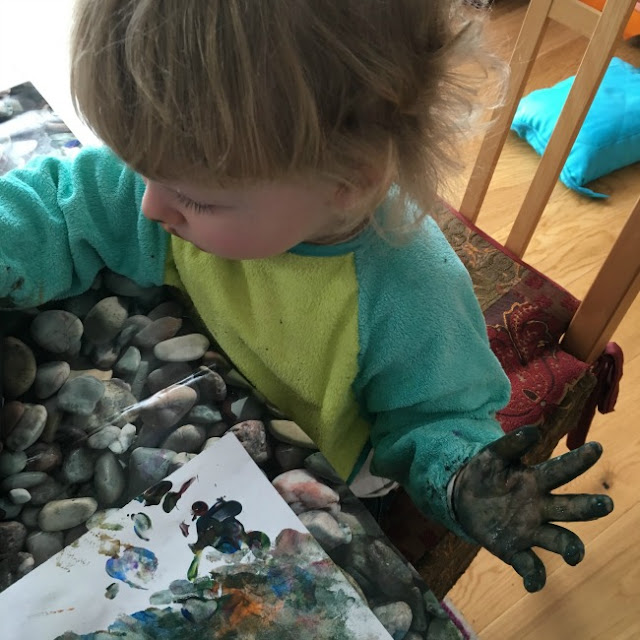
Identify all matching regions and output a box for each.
[333,164,391,212]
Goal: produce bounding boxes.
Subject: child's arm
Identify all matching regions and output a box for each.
[0,147,168,309]
[355,218,611,590]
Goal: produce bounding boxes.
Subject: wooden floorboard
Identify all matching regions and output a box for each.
[448,2,640,637]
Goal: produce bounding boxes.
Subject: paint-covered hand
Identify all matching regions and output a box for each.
[452,425,613,593]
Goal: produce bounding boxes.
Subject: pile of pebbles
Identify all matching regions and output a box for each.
[0,271,458,640]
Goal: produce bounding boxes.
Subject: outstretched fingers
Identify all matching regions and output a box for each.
[535,442,603,492]
[542,494,614,522]
[510,549,546,593]
[532,523,585,565]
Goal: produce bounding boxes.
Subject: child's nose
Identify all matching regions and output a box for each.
[141,183,185,227]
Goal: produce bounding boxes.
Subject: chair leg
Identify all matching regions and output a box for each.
[459,0,554,223]
[505,0,637,258]
[562,195,640,364]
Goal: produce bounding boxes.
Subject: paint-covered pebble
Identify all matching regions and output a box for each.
[230,421,270,465]
[154,334,210,362]
[87,425,121,450]
[268,419,317,449]
[5,403,48,451]
[84,296,128,344]
[272,469,340,514]
[299,510,352,550]
[2,337,36,398]
[34,361,71,399]
[30,310,83,354]
[26,530,64,566]
[94,452,126,506]
[57,376,105,416]
[38,497,98,532]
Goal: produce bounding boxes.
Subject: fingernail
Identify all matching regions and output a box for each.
[597,496,614,515]
[565,544,584,566]
[524,575,543,593]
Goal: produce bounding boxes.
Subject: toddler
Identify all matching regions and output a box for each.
[0,0,612,592]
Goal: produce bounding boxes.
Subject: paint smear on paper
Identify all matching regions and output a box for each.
[131,513,152,541]
[105,547,158,590]
[136,480,172,507]
[104,583,119,600]
[56,530,374,640]
[162,477,196,513]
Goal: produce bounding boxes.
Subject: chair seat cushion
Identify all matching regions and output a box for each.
[431,202,591,433]
[511,57,640,198]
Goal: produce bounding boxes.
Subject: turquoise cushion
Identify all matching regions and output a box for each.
[511,57,640,198]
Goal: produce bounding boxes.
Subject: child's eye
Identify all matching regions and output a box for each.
[174,191,216,214]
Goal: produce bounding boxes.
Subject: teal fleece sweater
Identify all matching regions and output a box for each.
[0,147,510,537]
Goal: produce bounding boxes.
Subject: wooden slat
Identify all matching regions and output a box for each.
[562,195,640,363]
[549,0,600,39]
[459,0,554,223]
[505,0,637,258]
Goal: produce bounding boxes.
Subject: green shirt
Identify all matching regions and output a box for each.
[0,147,510,536]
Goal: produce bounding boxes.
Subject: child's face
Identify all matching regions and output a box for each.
[141,177,345,259]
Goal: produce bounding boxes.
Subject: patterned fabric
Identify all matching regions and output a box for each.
[430,201,591,435]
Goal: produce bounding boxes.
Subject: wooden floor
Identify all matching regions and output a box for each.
[447,2,640,638]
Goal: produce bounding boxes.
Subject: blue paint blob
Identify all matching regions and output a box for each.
[105,547,158,590]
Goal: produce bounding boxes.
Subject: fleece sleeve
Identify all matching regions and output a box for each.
[353,217,511,538]
[0,146,169,309]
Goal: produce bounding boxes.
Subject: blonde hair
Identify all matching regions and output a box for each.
[71,0,499,237]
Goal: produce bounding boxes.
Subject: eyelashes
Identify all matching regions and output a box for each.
[174,191,216,214]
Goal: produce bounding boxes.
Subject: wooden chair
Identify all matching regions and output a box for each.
[382,0,640,598]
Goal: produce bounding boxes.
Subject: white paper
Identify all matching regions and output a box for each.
[0,434,391,639]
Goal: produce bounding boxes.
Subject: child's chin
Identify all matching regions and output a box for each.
[184,238,285,261]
